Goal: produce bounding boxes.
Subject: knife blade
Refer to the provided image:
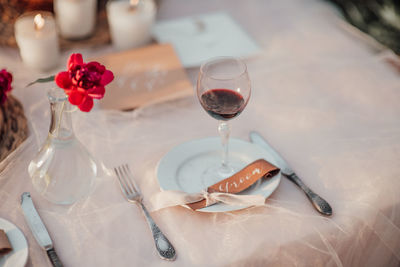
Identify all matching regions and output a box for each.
[249,131,332,216]
[21,192,64,267]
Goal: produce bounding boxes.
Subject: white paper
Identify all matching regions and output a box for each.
[152,12,261,67]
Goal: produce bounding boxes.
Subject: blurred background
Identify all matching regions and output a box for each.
[1,0,400,53]
[328,0,400,54]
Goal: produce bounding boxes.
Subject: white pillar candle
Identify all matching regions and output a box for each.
[14,12,60,72]
[54,0,97,39]
[107,0,156,51]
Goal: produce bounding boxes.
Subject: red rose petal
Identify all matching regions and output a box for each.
[87,86,105,99]
[68,53,84,70]
[101,70,114,86]
[77,87,87,93]
[1,69,12,93]
[55,72,72,90]
[7,72,12,84]
[68,90,85,105]
[4,70,12,84]
[58,54,113,113]
[79,96,94,112]
[87,62,105,73]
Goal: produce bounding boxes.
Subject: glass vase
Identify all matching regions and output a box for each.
[28,88,97,205]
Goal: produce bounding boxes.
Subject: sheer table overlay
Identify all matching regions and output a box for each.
[0,0,400,266]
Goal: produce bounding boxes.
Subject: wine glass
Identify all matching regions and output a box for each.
[197,56,251,186]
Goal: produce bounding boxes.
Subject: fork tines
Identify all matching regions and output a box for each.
[114,164,140,198]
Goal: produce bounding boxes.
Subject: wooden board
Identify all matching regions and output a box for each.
[95,43,193,110]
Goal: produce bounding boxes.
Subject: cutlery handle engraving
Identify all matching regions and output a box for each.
[139,202,176,260]
[47,248,63,267]
[285,173,332,216]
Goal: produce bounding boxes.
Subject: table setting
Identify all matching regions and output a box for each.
[0,0,400,266]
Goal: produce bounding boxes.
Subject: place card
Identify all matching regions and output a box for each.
[150,159,280,211]
[0,229,11,255]
[188,159,279,210]
[96,43,193,110]
[152,12,261,68]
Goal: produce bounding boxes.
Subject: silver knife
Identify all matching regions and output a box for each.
[21,192,64,267]
[249,131,332,216]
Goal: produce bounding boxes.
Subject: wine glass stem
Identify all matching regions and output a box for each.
[218,121,231,170]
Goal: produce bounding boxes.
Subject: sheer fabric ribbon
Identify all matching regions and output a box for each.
[150,159,280,211]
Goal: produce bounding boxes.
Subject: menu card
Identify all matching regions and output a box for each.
[152,12,261,68]
[96,44,193,110]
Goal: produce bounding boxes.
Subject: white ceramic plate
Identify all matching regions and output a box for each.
[157,137,281,212]
[0,218,28,267]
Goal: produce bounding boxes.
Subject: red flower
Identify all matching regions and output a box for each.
[55,53,114,112]
[0,69,12,104]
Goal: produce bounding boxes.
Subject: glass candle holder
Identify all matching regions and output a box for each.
[54,0,97,40]
[107,0,156,50]
[14,11,60,71]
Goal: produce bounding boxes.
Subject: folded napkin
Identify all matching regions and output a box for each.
[0,229,12,256]
[150,159,280,211]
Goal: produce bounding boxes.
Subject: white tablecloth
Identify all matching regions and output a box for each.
[1,0,400,266]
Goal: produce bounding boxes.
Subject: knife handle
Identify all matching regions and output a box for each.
[47,248,63,267]
[285,173,333,216]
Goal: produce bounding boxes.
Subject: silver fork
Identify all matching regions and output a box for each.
[114,164,176,261]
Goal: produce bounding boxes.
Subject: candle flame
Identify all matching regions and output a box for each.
[34,14,45,31]
[129,0,140,10]
[130,0,139,6]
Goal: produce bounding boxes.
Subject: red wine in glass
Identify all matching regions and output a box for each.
[197,56,251,185]
[200,88,245,121]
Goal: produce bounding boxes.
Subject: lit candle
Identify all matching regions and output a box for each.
[54,0,97,39]
[107,0,156,50]
[14,12,60,71]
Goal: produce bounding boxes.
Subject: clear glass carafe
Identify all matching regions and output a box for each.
[28,88,97,205]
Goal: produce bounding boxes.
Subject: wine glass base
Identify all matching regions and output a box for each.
[201,163,238,188]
